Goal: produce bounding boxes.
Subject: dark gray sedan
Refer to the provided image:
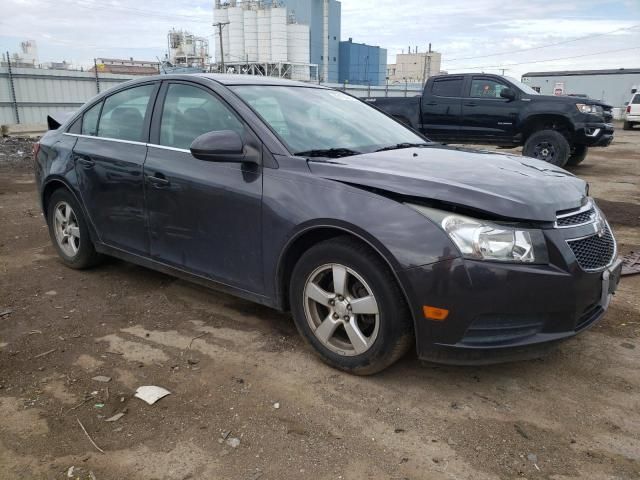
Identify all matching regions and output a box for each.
[34,74,621,374]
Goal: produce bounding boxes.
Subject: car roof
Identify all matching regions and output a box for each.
[119,73,327,88]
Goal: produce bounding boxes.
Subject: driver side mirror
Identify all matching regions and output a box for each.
[500,87,517,101]
[190,130,245,162]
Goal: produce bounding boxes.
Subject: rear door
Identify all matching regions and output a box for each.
[72,82,159,255]
[420,75,465,140]
[459,76,520,142]
[143,81,264,293]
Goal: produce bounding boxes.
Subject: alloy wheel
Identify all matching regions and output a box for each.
[53,201,80,257]
[303,263,380,356]
[533,141,556,162]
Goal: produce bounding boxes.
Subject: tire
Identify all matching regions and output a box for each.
[289,236,413,375]
[623,121,633,130]
[566,145,589,166]
[523,129,571,167]
[47,188,102,269]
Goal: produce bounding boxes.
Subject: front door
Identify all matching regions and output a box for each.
[459,76,520,142]
[144,81,264,294]
[73,83,158,255]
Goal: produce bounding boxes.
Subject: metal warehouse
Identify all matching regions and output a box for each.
[522,68,640,109]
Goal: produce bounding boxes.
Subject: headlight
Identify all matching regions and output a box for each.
[441,215,534,262]
[407,204,544,263]
[576,103,602,115]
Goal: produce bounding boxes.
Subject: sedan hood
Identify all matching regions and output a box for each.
[307,147,587,222]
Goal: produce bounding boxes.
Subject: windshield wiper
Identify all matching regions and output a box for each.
[374,142,435,152]
[294,148,362,158]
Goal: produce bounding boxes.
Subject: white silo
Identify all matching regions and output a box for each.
[287,23,310,80]
[257,7,271,63]
[214,6,230,63]
[244,8,258,62]
[228,5,245,63]
[270,6,288,63]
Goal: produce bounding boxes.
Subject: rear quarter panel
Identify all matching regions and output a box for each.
[35,131,79,215]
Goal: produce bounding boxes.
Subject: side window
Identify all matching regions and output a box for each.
[81,102,102,136]
[431,77,463,97]
[632,94,640,104]
[470,78,509,98]
[98,84,155,142]
[159,83,244,150]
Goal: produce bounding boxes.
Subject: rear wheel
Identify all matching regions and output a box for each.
[289,237,413,375]
[523,129,570,167]
[47,189,102,269]
[623,121,633,130]
[566,145,589,166]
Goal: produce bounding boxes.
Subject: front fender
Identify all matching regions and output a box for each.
[262,167,460,306]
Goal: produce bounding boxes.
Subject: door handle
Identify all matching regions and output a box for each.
[425,102,438,106]
[464,102,477,107]
[75,156,95,168]
[147,173,170,188]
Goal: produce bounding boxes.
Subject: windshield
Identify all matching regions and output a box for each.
[230,85,426,155]
[506,77,540,96]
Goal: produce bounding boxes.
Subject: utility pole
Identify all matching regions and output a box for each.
[421,43,432,86]
[213,21,229,72]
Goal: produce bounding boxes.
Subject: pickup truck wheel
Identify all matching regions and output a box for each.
[566,145,589,166]
[523,130,570,167]
[289,236,413,375]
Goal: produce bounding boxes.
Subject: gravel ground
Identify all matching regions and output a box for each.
[0,131,639,480]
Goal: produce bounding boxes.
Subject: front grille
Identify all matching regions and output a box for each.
[567,223,615,271]
[556,207,595,227]
[461,314,545,346]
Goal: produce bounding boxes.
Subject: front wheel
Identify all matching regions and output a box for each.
[566,145,589,166]
[523,129,570,167]
[289,237,413,375]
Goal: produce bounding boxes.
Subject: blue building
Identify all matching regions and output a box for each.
[276,0,341,83]
[338,38,387,86]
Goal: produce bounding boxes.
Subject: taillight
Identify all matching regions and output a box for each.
[627,105,632,113]
[33,142,41,164]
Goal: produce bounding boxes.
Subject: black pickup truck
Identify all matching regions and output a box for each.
[367,73,614,167]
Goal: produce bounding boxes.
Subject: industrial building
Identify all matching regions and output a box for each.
[167,29,210,69]
[1,40,39,68]
[213,0,340,82]
[387,47,442,84]
[338,38,386,86]
[522,68,640,108]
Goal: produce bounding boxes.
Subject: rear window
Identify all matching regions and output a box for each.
[431,77,463,97]
[97,84,155,142]
[81,102,102,136]
[632,94,640,104]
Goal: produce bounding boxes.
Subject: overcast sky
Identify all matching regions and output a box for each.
[1,0,638,78]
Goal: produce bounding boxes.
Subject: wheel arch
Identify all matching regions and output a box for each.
[42,177,78,220]
[275,224,412,320]
[41,177,100,243]
[521,114,575,143]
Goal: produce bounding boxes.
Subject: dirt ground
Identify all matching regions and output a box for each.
[0,130,639,480]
